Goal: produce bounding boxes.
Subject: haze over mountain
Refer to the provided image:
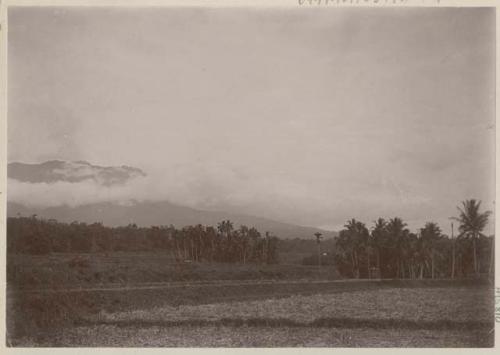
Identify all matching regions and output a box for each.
[7,160,336,239]
[7,201,336,239]
[8,160,146,186]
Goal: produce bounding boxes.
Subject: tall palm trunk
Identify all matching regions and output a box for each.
[190,237,194,260]
[451,223,455,279]
[91,234,97,254]
[197,232,202,261]
[431,249,435,279]
[183,239,188,260]
[473,236,478,276]
[376,248,381,277]
[210,238,215,262]
[451,239,456,279]
[367,250,371,279]
[175,237,182,261]
[354,250,360,278]
[488,236,494,276]
[351,251,356,277]
[317,242,321,268]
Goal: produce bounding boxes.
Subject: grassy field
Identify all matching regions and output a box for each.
[6,252,495,347]
[7,252,339,289]
[15,324,493,347]
[8,280,494,347]
[89,286,492,325]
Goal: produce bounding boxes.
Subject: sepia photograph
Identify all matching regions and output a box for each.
[2,0,497,348]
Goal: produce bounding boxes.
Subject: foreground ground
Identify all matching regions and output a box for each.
[15,324,492,347]
[6,252,495,347]
[8,279,494,347]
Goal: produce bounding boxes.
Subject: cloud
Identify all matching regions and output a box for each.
[6,7,495,235]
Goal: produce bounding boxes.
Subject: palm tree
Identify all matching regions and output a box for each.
[371,218,387,278]
[450,221,456,279]
[217,220,234,261]
[238,225,250,264]
[341,219,369,278]
[314,232,323,268]
[420,222,442,279]
[452,199,491,277]
[406,232,420,279]
[205,226,218,262]
[488,234,494,277]
[386,218,409,279]
[217,220,234,239]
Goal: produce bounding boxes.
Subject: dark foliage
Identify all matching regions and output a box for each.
[334,200,494,279]
[7,216,279,265]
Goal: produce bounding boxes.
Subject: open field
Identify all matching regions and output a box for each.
[15,325,492,348]
[7,252,495,347]
[7,277,494,347]
[7,252,339,289]
[89,286,493,324]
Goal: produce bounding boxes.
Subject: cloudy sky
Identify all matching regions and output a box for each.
[8,6,495,233]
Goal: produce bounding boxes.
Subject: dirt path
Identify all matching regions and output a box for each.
[7,277,475,295]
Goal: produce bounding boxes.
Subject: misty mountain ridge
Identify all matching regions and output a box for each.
[7,201,336,240]
[7,160,336,239]
[8,160,146,186]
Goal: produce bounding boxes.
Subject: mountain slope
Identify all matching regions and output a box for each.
[7,160,337,239]
[7,201,337,240]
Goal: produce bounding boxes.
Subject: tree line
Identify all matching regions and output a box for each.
[333,199,494,279]
[7,217,279,264]
[7,198,494,279]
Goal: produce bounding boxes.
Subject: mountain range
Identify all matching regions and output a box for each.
[7,161,336,239]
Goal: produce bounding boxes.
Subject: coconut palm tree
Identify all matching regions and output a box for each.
[371,218,387,277]
[452,199,491,277]
[217,220,234,261]
[420,222,442,279]
[450,221,456,279]
[314,232,323,267]
[217,220,234,239]
[341,219,369,278]
[386,218,409,279]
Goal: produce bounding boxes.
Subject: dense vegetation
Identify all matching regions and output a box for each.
[334,199,494,279]
[7,218,279,264]
[7,199,494,347]
[7,199,494,280]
